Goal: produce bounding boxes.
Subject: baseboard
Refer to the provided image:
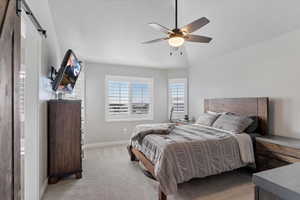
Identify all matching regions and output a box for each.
[40,178,48,199]
[83,140,128,150]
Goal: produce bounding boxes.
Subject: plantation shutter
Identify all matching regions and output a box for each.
[131,82,151,115]
[106,76,153,121]
[168,79,187,119]
[108,81,130,115]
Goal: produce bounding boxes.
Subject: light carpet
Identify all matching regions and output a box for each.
[43,145,254,200]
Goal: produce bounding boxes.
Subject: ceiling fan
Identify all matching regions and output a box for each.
[143,0,212,48]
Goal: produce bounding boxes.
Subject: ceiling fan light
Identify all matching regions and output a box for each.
[168,36,185,47]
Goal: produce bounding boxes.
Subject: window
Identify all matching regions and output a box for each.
[168,78,188,119]
[105,75,153,121]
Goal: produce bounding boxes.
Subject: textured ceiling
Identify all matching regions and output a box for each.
[49,0,300,68]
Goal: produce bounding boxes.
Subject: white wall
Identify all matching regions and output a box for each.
[188,28,300,139]
[25,0,61,198]
[167,68,189,79]
[85,62,188,144]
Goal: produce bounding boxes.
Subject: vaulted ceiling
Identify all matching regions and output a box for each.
[49,0,300,68]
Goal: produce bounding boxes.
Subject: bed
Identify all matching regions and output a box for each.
[128,97,269,200]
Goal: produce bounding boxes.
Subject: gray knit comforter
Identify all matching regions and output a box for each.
[131,124,250,195]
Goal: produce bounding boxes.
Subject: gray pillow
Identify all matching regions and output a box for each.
[245,116,259,133]
[212,113,254,134]
[195,113,220,126]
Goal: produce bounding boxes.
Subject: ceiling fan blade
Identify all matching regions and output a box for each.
[181,17,210,33]
[148,23,173,34]
[142,38,169,44]
[185,35,212,43]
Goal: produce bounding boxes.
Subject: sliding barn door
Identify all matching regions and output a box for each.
[0,0,21,199]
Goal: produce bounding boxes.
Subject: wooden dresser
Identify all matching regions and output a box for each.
[255,135,300,171]
[48,100,82,184]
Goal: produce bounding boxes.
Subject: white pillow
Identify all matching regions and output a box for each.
[195,113,220,126]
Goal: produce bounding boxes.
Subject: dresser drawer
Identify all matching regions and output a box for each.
[256,140,300,159]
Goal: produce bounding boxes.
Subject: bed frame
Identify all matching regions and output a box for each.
[129,97,269,200]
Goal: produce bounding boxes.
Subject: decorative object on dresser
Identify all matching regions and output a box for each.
[48,100,82,184]
[253,163,300,200]
[255,135,300,171]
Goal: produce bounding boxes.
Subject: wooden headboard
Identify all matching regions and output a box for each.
[204,97,269,135]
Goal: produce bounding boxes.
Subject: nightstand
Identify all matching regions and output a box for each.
[255,135,300,171]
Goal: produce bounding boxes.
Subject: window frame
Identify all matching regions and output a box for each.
[105,75,154,122]
[168,78,188,120]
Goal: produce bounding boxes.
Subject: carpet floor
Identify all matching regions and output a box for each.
[43,145,255,200]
